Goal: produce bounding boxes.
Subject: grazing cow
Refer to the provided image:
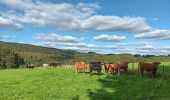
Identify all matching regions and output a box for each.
[74,62,87,74]
[138,62,161,77]
[105,62,129,75]
[27,64,34,69]
[43,63,49,69]
[49,62,61,67]
[89,61,102,76]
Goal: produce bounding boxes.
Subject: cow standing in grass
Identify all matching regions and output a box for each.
[27,64,34,69]
[89,62,102,76]
[43,63,49,69]
[49,62,61,67]
[138,62,161,77]
[105,62,129,76]
[74,62,87,74]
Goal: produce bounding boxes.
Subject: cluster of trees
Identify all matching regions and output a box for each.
[0,45,24,69]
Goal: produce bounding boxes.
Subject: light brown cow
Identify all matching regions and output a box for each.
[43,63,49,69]
[138,62,161,77]
[105,62,129,75]
[74,62,87,74]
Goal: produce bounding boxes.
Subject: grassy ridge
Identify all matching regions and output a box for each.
[0,63,170,100]
[1,42,170,67]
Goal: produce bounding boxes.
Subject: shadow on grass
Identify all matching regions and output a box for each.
[76,71,104,76]
[87,69,170,100]
[72,95,79,100]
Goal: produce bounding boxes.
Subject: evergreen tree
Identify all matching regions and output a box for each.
[0,45,24,69]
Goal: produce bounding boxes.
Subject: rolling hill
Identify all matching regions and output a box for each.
[0,41,170,68]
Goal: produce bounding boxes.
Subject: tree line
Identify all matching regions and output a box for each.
[0,45,24,69]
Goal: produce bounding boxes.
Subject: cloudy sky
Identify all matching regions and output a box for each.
[0,0,170,55]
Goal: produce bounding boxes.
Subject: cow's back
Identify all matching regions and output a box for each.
[139,62,157,71]
[116,62,128,69]
[75,61,87,70]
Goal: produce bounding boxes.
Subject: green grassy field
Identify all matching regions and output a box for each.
[0,63,170,100]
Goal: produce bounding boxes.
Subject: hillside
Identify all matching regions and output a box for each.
[0,41,97,66]
[1,41,170,67]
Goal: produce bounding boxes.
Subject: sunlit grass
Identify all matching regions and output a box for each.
[0,63,170,100]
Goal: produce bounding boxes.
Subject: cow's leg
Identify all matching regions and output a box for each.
[97,70,100,77]
[140,68,144,77]
[125,68,128,75]
[76,69,78,74]
[108,68,111,74]
[83,69,85,75]
[152,71,154,78]
[99,71,101,77]
[90,70,93,76]
[152,70,157,78]
[118,68,120,76]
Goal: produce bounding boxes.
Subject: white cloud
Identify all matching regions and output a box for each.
[0,0,151,33]
[0,35,18,39]
[135,45,170,55]
[0,16,23,30]
[93,34,126,42]
[160,46,170,51]
[136,45,155,50]
[64,43,97,48]
[35,33,81,43]
[134,30,170,40]
[115,42,155,47]
[83,16,151,33]
[32,38,170,55]
[63,46,101,53]
[136,49,170,55]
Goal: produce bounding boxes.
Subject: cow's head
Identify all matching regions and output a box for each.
[103,63,109,73]
[107,64,115,73]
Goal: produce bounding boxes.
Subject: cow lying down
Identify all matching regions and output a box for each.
[138,62,161,77]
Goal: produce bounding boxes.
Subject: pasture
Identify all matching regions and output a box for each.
[0,63,170,100]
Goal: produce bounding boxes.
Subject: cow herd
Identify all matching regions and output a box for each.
[74,61,161,77]
[27,61,162,77]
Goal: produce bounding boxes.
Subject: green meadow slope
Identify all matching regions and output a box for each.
[0,63,170,100]
[1,41,170,68]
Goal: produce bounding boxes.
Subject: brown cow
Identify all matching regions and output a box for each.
[105,62,129,75]
[74,62,87,74]
[104,63,109,73]
[138,62,161,77]
[27,64,34,69]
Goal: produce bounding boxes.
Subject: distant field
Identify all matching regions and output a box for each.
[0,63,170,100]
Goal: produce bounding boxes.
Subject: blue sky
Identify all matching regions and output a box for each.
[0,0,170,55]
